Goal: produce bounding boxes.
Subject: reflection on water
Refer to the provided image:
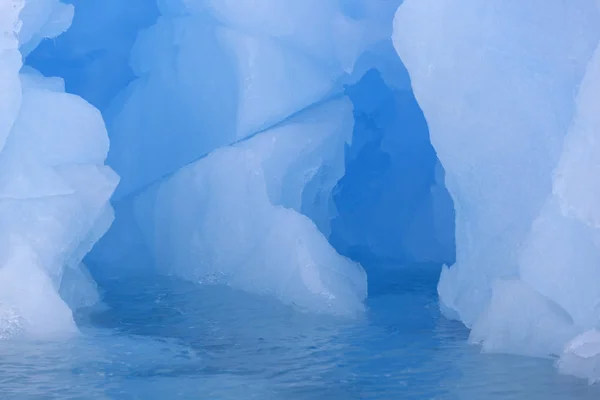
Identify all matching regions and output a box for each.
[1,266,599,399]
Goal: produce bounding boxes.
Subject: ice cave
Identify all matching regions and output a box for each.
[1,0,600,398]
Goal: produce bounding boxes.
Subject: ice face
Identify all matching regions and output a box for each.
[128,99,367,315]
[28,0,401,201]
[45,0,445,315]
[394,0,600,376]
[0,1,117,338]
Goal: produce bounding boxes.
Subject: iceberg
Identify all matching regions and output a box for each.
[11,0,427,325]
[394,0,600,377]
[78,0,406,314]
[0,0,117,338]
[4,0,600,386]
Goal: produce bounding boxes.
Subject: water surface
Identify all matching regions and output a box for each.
[1,265,598,399]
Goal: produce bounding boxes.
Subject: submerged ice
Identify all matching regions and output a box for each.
[3,0,600,386]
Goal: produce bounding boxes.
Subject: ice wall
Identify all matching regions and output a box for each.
[29,0,455,282]
[128,99,367,314]
[394,0,600,377]
[44,0,454,313]
[74,0,413,314]
[52,0,401,200]
[15,0,454,320]
[0,0,117,338]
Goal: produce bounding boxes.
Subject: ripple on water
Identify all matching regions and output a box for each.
[1,267,600,399]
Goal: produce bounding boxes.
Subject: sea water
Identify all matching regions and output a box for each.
[2,265,599,399]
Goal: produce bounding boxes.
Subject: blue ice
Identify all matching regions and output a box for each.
[1,0,600,397]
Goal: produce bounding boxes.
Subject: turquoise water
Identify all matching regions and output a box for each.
[2,266,599,399]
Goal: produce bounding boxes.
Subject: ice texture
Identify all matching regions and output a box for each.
[95,0,401,199]
[394,0,600,378]
[0,1,117,338]
[29,0,454,275]
[4,0,423,335]
[76,0,415,314]
[129,99,367,314]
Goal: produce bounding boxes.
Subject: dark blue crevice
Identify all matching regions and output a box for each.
[331,67,455,294]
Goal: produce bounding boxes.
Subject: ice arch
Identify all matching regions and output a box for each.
[2,0,455,337]
[6,0,600,384]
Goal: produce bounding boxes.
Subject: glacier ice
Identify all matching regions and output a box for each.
[33,0,454,278]
[54,0,453,313]
[129,99,367,314]
[24,0,443,318]
[559,330,600,384]
[25,0,159,111]
[28,0,402,200]
[330,68,455,267]
[0,0,117,338]
[394,0,600,378]
[4,0,600,387]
